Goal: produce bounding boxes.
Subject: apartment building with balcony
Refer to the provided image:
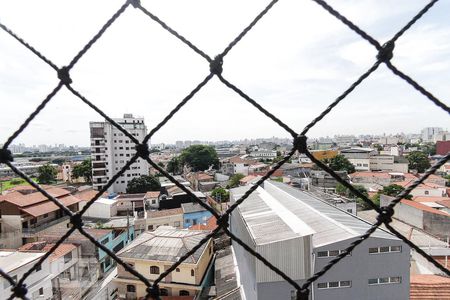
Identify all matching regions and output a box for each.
[0,186,81,248]
[114,226,214,299]
[90,114,149,194]
[229,181,410,300]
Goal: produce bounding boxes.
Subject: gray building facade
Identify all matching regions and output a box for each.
[230,181,410,300]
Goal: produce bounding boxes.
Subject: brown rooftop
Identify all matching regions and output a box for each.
[147,208,183,218]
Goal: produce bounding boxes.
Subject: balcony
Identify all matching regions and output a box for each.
[22,216,70,237]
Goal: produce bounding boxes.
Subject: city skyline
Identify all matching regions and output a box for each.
[1,0,449,147]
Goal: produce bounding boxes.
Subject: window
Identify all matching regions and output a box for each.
[368,277,402,285]
[150,266,160,274]
[39,288,43,295]
[160,289,168,296]
[317,281,352,289]
[179,290,190,296]
[316,250,348,258]
[191,269,195,276]
[148,225,154,230]
[101,238,109,245]
[369,246,402,254]
[176,268,180,272]
[174,221,180,227]
[105,257,111,268]
[424,191,429,195]
[126,285,136,293]
[43,213,48,218]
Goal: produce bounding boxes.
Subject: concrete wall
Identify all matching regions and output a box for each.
[145,214,183,231]
[395,202,424,229]
[423,211,450,239]
[79,200,117,218]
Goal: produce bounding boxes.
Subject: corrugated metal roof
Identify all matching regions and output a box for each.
[118,227,209,263]
[230,181,396,248]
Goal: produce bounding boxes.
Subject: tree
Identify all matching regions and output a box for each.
[126,175,161,193]
[227,173,245,189]
[407,151,431,173]
[179,145,219,171]
[335,183,372,210]
[167,157,182,174]
[373,184,412,207]
[325,154,355,174]
[72,159,92,183]
[211,187,230,202]
[37,164,57,184]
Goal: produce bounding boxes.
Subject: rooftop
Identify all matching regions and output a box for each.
[0,251,44,273]
[117,227,210,263]
[147,208,183,218]
[230,181,395,247]
[19,242,77,262]
[182,202,209,214]
[400,199,449,216]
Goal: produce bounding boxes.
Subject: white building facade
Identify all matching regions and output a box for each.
[90,114,149,194]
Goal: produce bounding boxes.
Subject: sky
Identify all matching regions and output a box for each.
[0,0,449,146]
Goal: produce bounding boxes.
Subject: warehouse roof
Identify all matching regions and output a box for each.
[230,181,396,247]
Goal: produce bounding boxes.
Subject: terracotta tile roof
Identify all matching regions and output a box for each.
[437,199,450,209]
[145,191,160,198]
[147,208,183,218]
[3,187,71,207]
[189,216,217,231]
[19,242,77,262]
[350,172,391,178]
[75,189,106,202]
[401,199,450,216]
[20,194,81,217]
[413,196,450,203]
[410,275,450,299]
[196,173,213,181]
[239,175,258,183]
[395,180,444,190]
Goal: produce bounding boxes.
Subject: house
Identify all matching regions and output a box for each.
[0,251,53,299]
[186,172,215,191]
[369,155,408,173]
[380,195,450,240]
[182,202,213,229]
[189,216,217,231]
[0,186,81,248]
[310,170,349,190]
[144,191,160,210]
[114,227,214,298]
[230,181,410,300]
[115,193,145,216]
[249,150,277,160]
[134,207,183,233]
[220,156,259,176]
[19,242,82,300]
[76,189,118,219]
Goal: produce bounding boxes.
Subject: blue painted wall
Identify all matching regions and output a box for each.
[183,211,212,228]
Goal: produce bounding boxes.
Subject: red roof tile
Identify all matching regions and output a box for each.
[401,199,449,216]
[3,187,71,207]
[20,194,81,217]
[410,275,450,299]
[189,216,217,231]
[145,191,160,198]
[413,196,450,203]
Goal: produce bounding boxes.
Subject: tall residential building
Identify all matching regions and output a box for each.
[90,114,149,194]
[230,181,410,300]
[421,127,443,142]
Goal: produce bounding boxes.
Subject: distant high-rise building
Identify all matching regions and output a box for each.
[90,114,149,194]
[421,127,443,142]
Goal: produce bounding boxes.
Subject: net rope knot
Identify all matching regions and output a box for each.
[297,288,310,300]
[70,213,84,229]
[376,206,394,224]
[294,135,308,153]
[12,284,27,298]
[377,40,395,62]
[216,214,229,228]
[57,66,72,85]
[210,55,223,75]
[136,143,150,159]
[128,0,140,8]
[0,148,13,163]
[146,285,159,299]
